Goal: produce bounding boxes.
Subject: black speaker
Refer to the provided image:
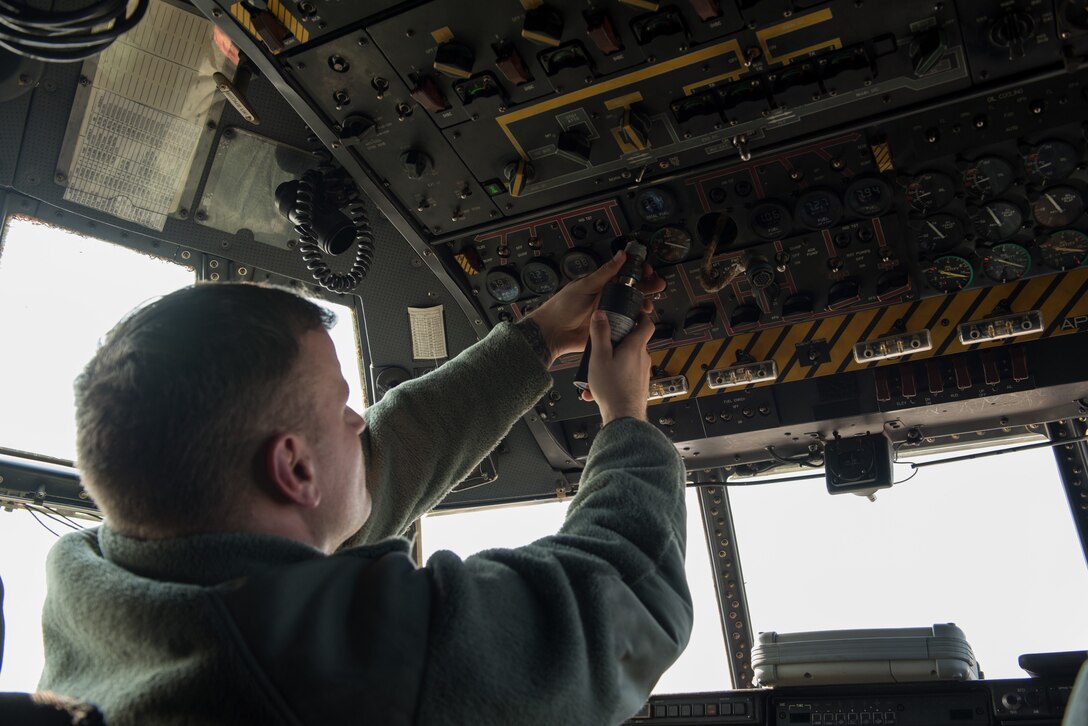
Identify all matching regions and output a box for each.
[824,433,894,494]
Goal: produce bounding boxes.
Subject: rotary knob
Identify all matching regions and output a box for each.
[433,41,475,79]
[989,11,1034,60]
[522,4,564,46]
[400,149,433,180]
[503,158,536,197]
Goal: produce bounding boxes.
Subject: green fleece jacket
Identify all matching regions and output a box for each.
[38,322,692,725]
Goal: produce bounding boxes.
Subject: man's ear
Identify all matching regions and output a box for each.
[264,432,321,508]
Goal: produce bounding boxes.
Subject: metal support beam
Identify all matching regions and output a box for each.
[694,469,755,689]
[1047,418,1088,569]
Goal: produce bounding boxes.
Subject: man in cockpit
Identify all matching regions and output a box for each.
[37,251,693,725]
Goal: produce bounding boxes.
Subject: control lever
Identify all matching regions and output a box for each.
[573,239,648,392]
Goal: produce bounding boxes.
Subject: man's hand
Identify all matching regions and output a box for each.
[524,250,665,364]
[585,310,655,423]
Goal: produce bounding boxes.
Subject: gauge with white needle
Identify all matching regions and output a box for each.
[1031,186,1084,228]
[914,213,962,254]
[925,255,974,292]
[970,201,1023,242]
[981,243,1031,282]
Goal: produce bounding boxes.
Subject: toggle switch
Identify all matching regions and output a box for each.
[586,11,622,54]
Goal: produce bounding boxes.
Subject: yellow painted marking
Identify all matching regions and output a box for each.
[605,92,643,110]
[509,159,528,197]
[611,127,641,155]
[434,62,472,79]
[230,3,258,39]
[781,316,844,382]
[674,342,722,400]
[431,27,454,44]
[871,141,894,171]
[269,0,308,44]
[682,69,746,96]
[521,29,561,46]
[496,39,745,158]
[621,0,660,9]
[757,7,838,65]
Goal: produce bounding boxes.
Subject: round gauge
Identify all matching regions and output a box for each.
[1031,186,1085,228]
[748,201,792,240]
[914,214,963,254]
[925,255,974,293]
[634,188,676,224]
[649,226,693,263]
[795,189,843,230]
[485,267,521,303]
[1039,229,1088,270]
[905,171,956,213]
[981,242,1032,282]
[962,156,1015,200]
[844,176,894,218]
[970,200,1024,242]
[560,249,598,280]
[520,259,560,295]
[1022,140,1079,182]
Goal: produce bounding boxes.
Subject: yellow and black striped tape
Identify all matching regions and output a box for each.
[229,0,309,50]
[648,268,1088,404]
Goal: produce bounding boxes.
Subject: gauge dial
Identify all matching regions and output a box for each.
[1031,186,1085,228]
[981,243,1032,282]
[962,156,1015,200]
[560,249,598,280]
[924,255,974,293]
[913,214,963,254]
[1022,140,1079,182]
[844,176,894,218]
[1039,229,1088,270]
[906,171,955,213]
[970,200,1023,242]
[650,226,693,263]
[521,259,560,295]
[634,188,676,223]
[485,267,521,302]
[748,201,792,240]
[796,189,843,230]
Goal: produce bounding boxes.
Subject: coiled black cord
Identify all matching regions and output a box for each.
[0,0,150,62]
[292,169,375,293]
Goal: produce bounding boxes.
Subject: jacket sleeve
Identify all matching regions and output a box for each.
[349,322,552,545]
[416,417,693,726]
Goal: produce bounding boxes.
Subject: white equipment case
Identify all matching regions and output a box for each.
[751,624,980,687]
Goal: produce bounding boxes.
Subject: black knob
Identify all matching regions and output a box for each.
[989,12,1034,60]
[338,114,376,142]
[433,41,475,79]
[729,303,761,328]
[827,278,861,309]
[910,26,947,76]
[400,149,433,179]
[556,129,592,166]
[782,292,814,317]
[876,270,909,298]
[503,158,535,197]
[522,4,564,46]
[683,303,716,333]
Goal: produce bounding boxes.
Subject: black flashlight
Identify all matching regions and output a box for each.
[573,239,648,392]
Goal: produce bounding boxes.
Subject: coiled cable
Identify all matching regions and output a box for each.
[291,168,375,293]
[0,0,150,62]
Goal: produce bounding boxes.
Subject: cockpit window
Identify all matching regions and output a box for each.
[0,216,195,462]
[728,444,1088,680]
[421,489,732,695]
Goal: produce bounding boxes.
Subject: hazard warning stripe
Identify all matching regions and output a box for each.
[690,339,734,397]
[804,313,855,379]
[1045,275,1088,336]
[642,268,1088,406]
[778,320,824,382]
[836,305,893,374]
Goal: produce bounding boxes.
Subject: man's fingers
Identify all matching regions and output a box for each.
[618,311,655,349]
[636,263,666,296]
[574,250,625,292]
[589,310,613,357]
